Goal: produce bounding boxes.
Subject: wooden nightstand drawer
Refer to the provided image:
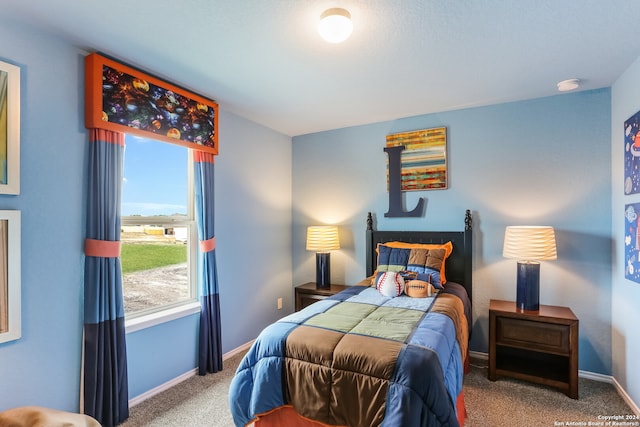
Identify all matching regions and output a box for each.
[496,317,570,354]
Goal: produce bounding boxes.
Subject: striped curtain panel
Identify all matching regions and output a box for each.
[193,151,223,375]
[83,129,129,426]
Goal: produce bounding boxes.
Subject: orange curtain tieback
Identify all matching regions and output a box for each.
[85,238,121,258]
[200,237,216,253]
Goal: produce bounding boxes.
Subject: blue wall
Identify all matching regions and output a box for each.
[292,89,613,374]
[611,55,640,408]
[0,19,87,411]
[0,17,292,411]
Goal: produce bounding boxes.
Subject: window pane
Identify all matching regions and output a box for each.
[122,135,187,217]
[121,228,189,314]
[121,135,194,317]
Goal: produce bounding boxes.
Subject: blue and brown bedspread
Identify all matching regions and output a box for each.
[229,283,470,427]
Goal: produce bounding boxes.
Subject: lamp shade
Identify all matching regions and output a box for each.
[306,226,340,252]
[503,226,557,261]
[318,8,353,43]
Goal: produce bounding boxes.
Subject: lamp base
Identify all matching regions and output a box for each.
[316,252,331,289]
[516,261,540,311]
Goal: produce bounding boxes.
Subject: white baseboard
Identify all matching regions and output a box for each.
[469,350,488,361]
[129,368,197,407]
[223,339,255,360]
[611,376,640,416]
[128,339,255,407]
[470,351,639,415]
[579,369,612,382]
[579,371,640,416]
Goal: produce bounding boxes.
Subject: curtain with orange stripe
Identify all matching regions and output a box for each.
[194,150,222,374]
[83,129,129,426]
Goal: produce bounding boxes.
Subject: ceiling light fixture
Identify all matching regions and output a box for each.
[318,8,353,43]
[557,78,581,92]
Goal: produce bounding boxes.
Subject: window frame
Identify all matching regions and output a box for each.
[121,144,200,332]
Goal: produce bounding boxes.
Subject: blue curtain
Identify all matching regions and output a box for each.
[83,129,129,426]
[194,151,223,375]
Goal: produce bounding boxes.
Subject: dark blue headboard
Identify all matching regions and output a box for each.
[365,210,473,303]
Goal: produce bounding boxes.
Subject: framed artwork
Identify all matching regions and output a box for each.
[386,127,447,190]
[0,210,21,343]
[0,60,21,195]
[624,110,640,194]
[625,203,640,284]
[85,53,218,155]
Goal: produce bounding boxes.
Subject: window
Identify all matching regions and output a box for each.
[121,135,197,320]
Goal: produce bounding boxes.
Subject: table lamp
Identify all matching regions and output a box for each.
[503,226,557,311]
[306,225,340,289]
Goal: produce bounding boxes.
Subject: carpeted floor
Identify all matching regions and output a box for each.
[463,359,635,426]
[120,353,241,427]
[121,352,636,427]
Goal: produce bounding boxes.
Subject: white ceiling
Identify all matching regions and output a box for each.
[4,0,640,136]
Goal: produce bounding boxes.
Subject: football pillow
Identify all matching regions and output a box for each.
[405,279,435,298]
[376,271,404,297]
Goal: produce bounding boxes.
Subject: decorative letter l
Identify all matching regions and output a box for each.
[384,145,425,217]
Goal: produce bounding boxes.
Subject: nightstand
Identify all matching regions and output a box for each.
[294,282,348,311]
[489,299,579,399]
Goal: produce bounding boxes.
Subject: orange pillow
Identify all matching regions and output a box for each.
[378,241,453,284]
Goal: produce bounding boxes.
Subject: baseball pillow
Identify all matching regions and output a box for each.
[376,271,404,297]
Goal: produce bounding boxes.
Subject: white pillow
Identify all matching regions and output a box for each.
[376,272,404,297]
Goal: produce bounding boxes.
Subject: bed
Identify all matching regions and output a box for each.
[229,210,473,427]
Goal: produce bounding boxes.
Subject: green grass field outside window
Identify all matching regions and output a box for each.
[121,243,187,274]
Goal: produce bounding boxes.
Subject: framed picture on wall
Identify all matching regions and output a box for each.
[624,203,640,284]
[0,60,21,195]
[0,210,21,343]
[386,127,447,191]
[624,110,640,195]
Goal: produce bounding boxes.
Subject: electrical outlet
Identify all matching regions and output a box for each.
[277,297,283,310]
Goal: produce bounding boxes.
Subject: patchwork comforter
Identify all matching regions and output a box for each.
[229,284,469,427]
